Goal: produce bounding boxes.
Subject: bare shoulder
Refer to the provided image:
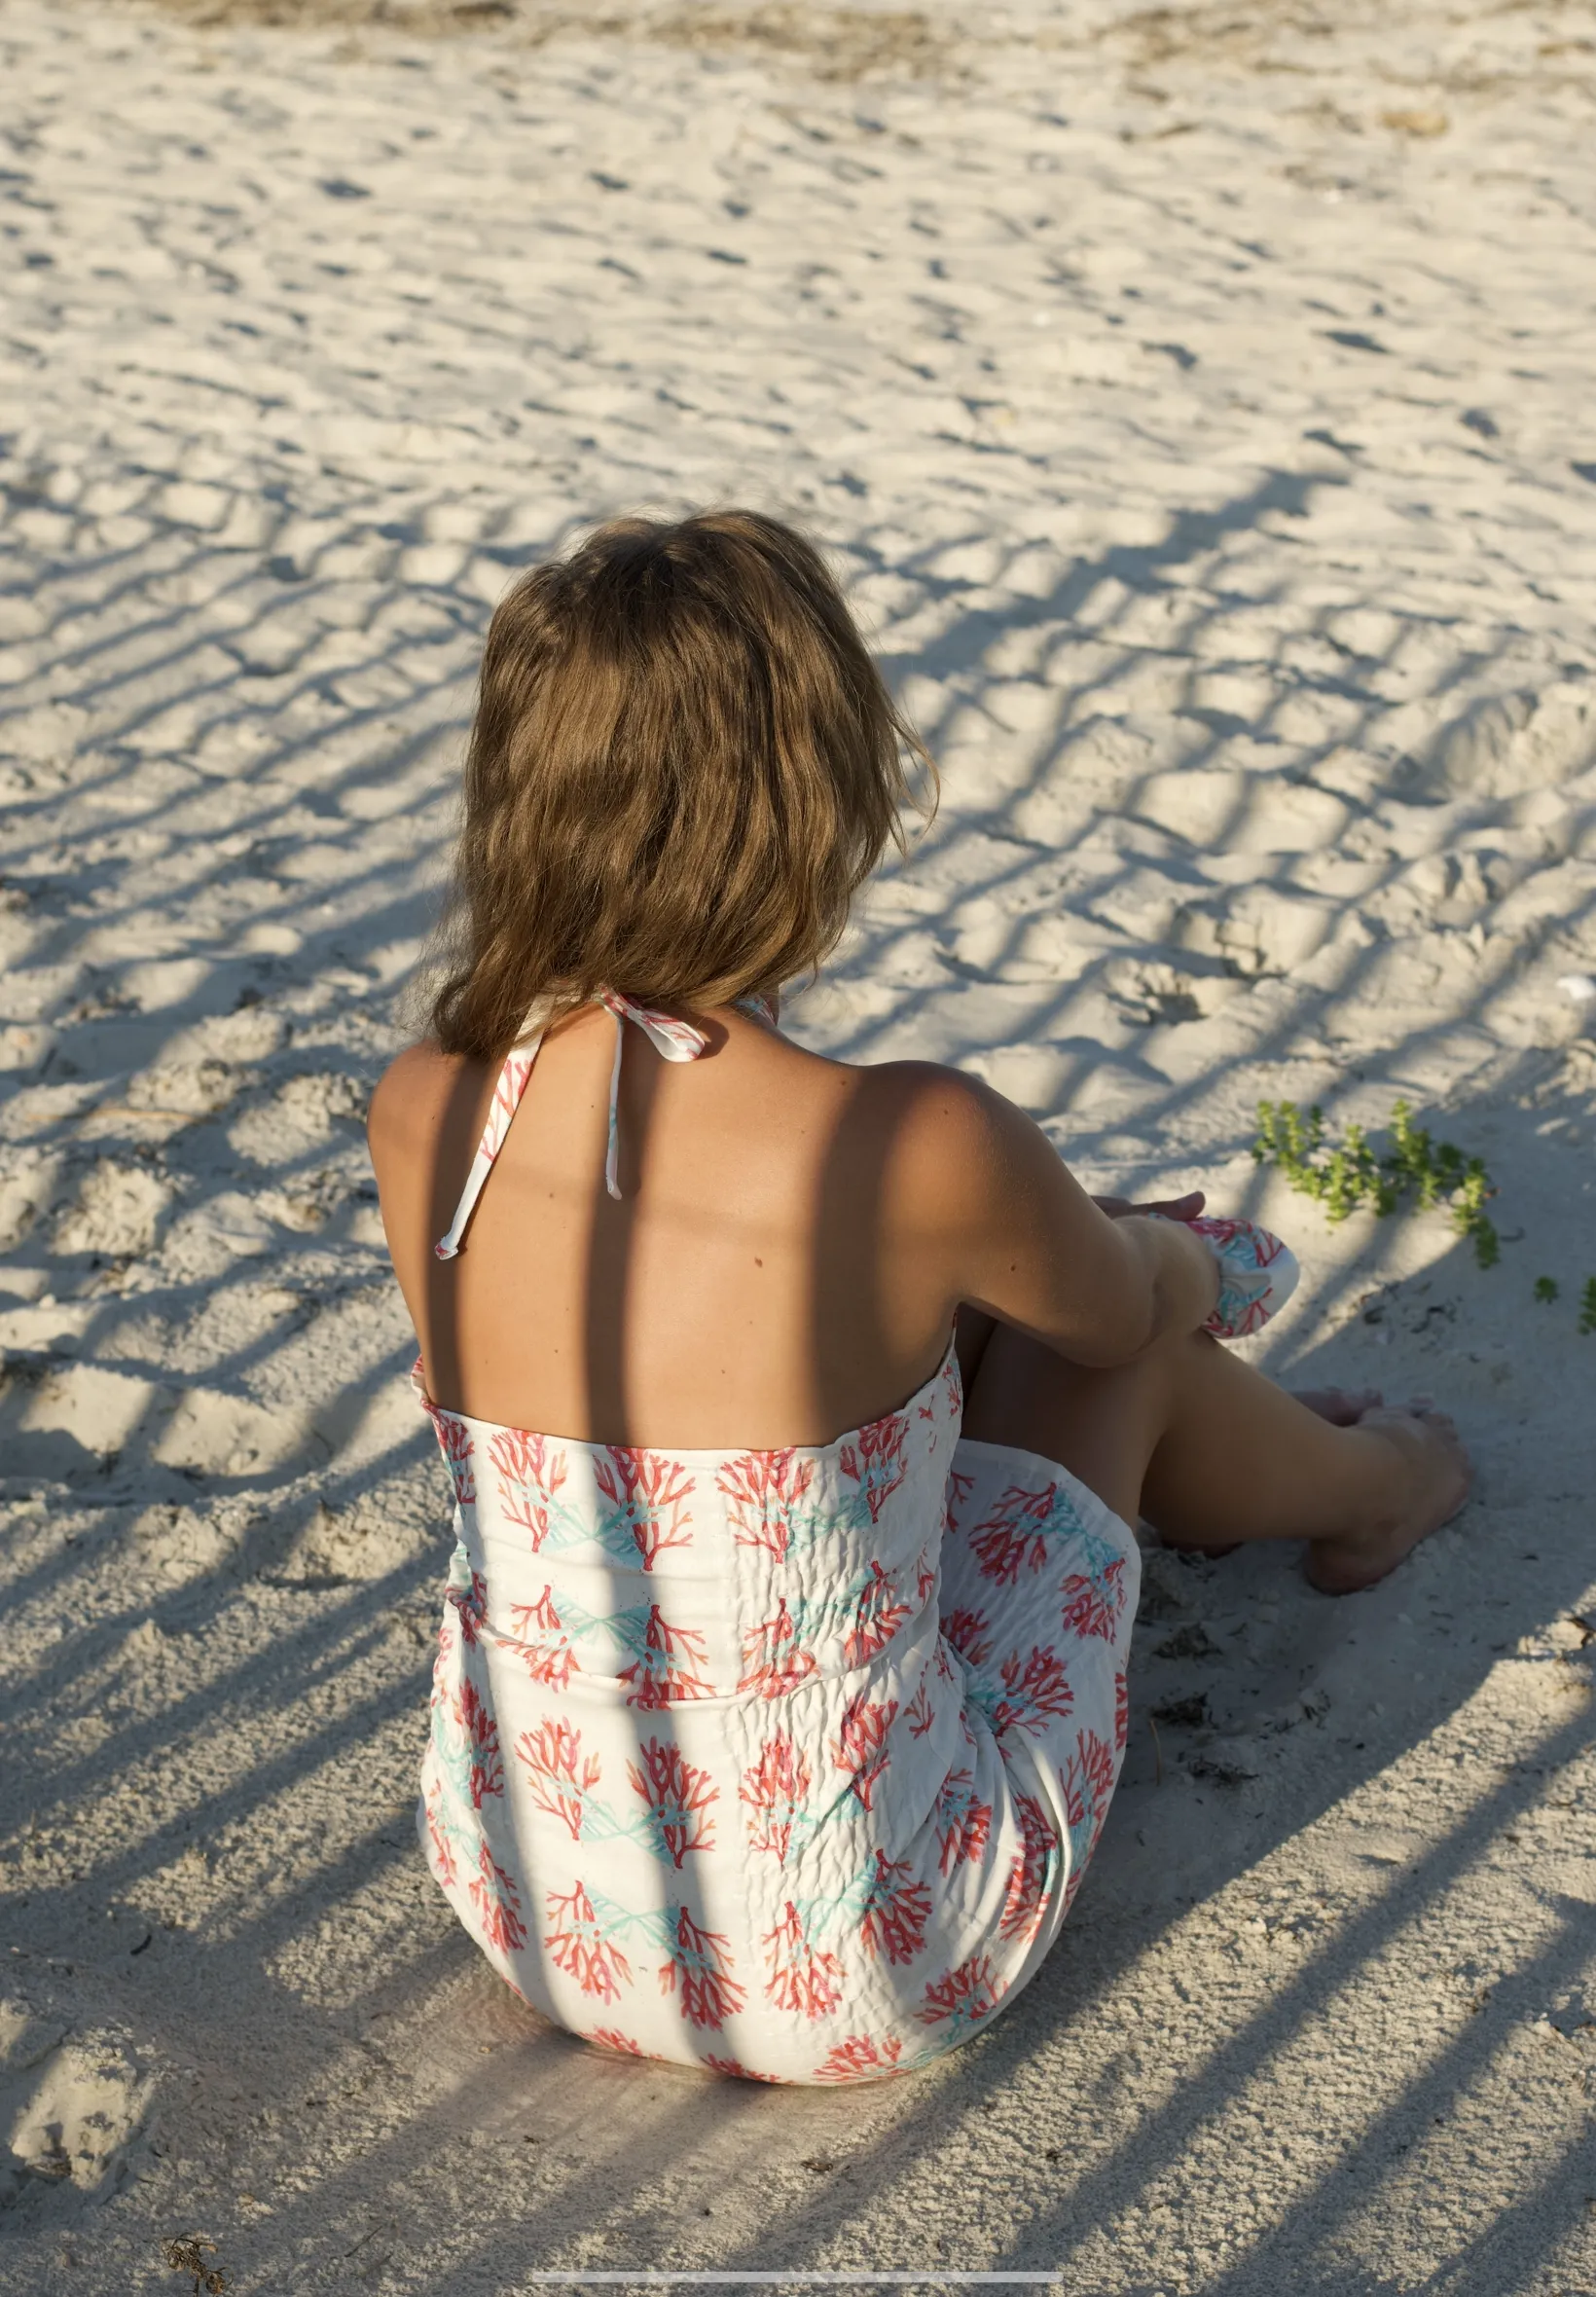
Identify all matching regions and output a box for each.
[852,1057,1021,1140]
[845,1056,992,1130]
[366,1039,473,1158]
[841,1057,1033,1209]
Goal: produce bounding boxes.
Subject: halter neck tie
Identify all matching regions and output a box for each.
[595,992,712,1201]
[432,992,724,1260]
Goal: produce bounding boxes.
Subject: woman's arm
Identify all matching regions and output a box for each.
[890,1066,1220,1367]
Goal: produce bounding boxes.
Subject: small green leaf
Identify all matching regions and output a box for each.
[1249,1097,1500,1269]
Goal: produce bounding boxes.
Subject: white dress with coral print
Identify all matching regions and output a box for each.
[415,996,1141,2086]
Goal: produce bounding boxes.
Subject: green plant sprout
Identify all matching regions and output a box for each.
[1534,1276,1559,1304]
[1579,1278,1596,1336]
[1251,1098,1500,1268]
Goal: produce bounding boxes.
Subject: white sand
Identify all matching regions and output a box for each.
[2,0,1595,2287]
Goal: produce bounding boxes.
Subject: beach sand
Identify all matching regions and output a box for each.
[2,0,1594,2288]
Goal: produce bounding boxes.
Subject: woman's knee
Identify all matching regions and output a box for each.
[960,1321,1170,1523]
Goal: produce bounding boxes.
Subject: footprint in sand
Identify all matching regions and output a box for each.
[0,2001,150,2207]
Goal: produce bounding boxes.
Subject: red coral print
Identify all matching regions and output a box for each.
[456,1677,503,1806]
[738,1597,819,1699]
[815,2034,906,2084]
[546,1881,633,2002]
[1082,1728,1116,1808]
[999,1793,1059,1944]
[988,1643,1074,1740]
[763,1902,845,2021]
[1065,1730,1116,1836]
[1059,1555,1127,1642]
[445,1567,488,1645]
[932,1767,993,1875]
[596,1447,695,1569]
[942,1356,963,1423]
[589,2027,645,2058]
[516,1717,601,1841]
[830,1690,898,1811]
[428,1408,476,1506]
[620,1606,712,1709]
[703,2055,783,2084]
[915,1952,1006,2031]
[716,1448,816,1561]
[659,1910,744,2030]
[914,1544,937,1605]
[508,1586,581,1691]
[489,1428,569,1550]
[1062,1730,1117,1908]
[843,1560,913,1667]
[838,1409,909,1524]
[904,1681,937,1739]
[943,1465,975,1533]
[468,1841,527,1952]
[477,1046,534,1163]
[858,1851,931,1966]
[741,1733,813,1864]
[1114,1668,1129,1754]
[968,1481,1071,1585]
[939,1606,993,1667]
[628,1738,717,1866]
[422,1781,458,1888]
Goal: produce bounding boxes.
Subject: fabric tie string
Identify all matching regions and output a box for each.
[433,991,718,1259]
[597,992,711,1200]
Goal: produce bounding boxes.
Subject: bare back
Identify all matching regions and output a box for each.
[368,1000,1215,1450]
[369,1005,972,1447]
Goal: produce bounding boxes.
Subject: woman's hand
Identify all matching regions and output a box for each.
[1098,1192,1221,1341]
[1092,1188,1206,1223]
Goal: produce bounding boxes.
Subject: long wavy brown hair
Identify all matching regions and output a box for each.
[427,509,934,1062]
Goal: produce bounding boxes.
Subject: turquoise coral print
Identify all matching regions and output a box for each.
[417,1325,1135,2084]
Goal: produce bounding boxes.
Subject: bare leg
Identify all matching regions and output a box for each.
[1159,1385,1389,1555]
[960,1320,1469,1594]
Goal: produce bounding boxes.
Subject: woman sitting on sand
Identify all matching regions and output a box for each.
[366,510,1468,2085]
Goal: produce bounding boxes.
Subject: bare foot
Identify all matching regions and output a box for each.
[1305,1403,1471,1595]
[1159,1387,1389,1557]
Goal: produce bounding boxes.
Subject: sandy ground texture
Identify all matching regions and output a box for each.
[2,0,1596,2289]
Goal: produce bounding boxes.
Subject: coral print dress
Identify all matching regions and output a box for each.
[415,996,1142,2085]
